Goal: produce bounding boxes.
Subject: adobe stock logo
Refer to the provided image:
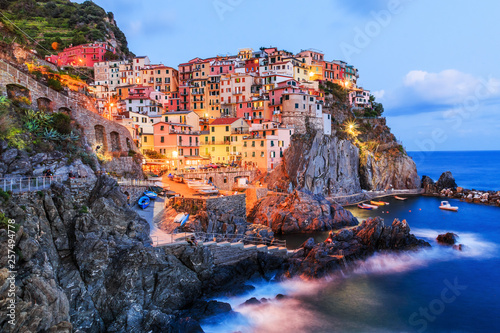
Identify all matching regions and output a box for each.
[340,0,413,62]
[213,0,245,21]
[409,277,467,332]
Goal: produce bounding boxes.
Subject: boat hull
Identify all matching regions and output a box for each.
[138,196,150,209]
[439,206,459,212]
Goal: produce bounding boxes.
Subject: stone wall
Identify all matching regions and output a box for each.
[183,169,257,191]
[172,194,246,217]
[104,156,144,179]
[0,60,137,154]
[120,185,148,206]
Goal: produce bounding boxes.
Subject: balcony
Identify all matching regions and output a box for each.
[231,129,249,134]
[169,129,200,135]
[252,105,264,111]
[192,90,204,95]
[178,142,199,147]
[203,140,231,145]
[233,90,244,95]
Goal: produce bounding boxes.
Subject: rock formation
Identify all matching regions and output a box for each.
[0,176,284,332]
[266,131,420,197]
[287,217,430,277]
[248,190,358,234]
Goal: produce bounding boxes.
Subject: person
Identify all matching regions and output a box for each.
[187,235,197,246]
[127,194,131,206]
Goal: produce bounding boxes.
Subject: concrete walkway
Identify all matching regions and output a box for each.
[133,196,177,245]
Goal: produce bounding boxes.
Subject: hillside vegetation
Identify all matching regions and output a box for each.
[0,0,132,59]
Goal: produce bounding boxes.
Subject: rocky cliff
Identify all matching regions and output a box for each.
[266,131,420,196]
[248,190,358,234]
[0,176,284,332]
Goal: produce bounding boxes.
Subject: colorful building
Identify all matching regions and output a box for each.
[46,43,116,67]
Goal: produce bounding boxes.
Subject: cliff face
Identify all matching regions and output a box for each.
[267,132,362,195]
[266,131,420,196]
[359,150,420,191]
[0,176,285,332]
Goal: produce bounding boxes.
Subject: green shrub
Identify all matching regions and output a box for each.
[47,78,63,92]
[51,112,71,134]
[79,205,88,214]
[0,189,10,201]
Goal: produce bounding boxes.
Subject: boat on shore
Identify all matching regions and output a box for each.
[394,196,407,201]
[137,196,150,209]
[439,201,459,212]
[173,175,184,183]
[173,213,190,226]
[197,188,219,195]
[370,200,389,206]
[143,190,158,200]
[358,203,373,210]
[362,203,379,209]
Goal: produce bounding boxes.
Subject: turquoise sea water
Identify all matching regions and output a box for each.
[202,151,500,333]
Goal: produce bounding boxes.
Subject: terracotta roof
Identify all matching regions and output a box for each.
[210,117,241,125]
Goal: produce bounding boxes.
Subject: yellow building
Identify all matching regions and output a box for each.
[200,118,249,163]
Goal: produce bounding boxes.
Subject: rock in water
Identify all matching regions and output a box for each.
[436,171,457,190]
[437,232,457,245]
[248,190,358,233]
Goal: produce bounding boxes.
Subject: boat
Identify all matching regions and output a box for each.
[186,180,214,190]
[197,188,219,195]
[164,190,179,198]
[180,214,190,227]
[439,201,459,212]
[137,196,150,209]
[143,190,158,200]
[362,203,379,209]
[173,175,184,183]
[394,196,407,201]
[167,173,174,180]
[358,204,373,210]
[370,200,389,206]
[173,213,190,226]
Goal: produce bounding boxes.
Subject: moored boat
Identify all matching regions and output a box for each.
[439,201,459,212]
[394,196,407,201]
[358,203,373,210]
[362,203,379,209]
[370,200,389,206]
[197,187,218,195]
[143,190,158,200]
[137,196,150,209]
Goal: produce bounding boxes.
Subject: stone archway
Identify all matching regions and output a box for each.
[110,131,121,152]
[37,97,53,112]
[6,83,31,105]
[94,125,107,152]
[58,107,71,116]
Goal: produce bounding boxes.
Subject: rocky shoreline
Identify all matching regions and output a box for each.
[0,175,435,332]
[422,171,500,207]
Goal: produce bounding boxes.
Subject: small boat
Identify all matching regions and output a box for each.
[137,196,150,209]
[362,203,379,209]
[358,204,373,210]
[197,188,219,195]
[164,190,179,198]
[167,173,174,180]
[173,175,184,183]
[394,196,407,201]
[439,201,459,212]
[173,213,190,226]
[143,190,158,200]
[370,200,389,206]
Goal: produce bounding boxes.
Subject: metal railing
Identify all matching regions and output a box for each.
[193,231,286,247]
[113,178,162,186]
[0,176,67,193]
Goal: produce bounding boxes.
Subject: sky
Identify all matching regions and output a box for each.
[78,0,500,151]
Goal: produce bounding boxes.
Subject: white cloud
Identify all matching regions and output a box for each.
[372,89,385,99]
[402,69,500,105]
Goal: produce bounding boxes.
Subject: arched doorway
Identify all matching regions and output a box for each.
[110,131,121,152]
[36,97,53,112]
[94,125,107,152]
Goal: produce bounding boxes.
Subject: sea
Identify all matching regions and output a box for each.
[201,151,500,333]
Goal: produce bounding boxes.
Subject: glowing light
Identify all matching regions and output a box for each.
[344,120,359,137]
[172,151,178,158]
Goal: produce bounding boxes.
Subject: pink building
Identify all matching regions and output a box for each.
[45,43,116,67]
[153,122,200,167]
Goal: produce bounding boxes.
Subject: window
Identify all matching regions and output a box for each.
[211,127,215,132]
[160,125,164,131]
[244,142,247,147]
[225,126,229,132]
[144,136,147,142]
[226,147,229,152]
[160,136,164,143]
[295,103,299,109]
[260,141,264,147]
[261,151,265,157]
[252,152,255,157]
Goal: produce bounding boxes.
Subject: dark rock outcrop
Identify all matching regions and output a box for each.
[436,232,457,245]
[436,171,457,190]
[248,190,358,234]
[287,217,430,277]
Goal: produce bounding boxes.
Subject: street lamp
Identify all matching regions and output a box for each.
[172,150,178,172]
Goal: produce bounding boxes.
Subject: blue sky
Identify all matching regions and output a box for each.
[80,0,500,151]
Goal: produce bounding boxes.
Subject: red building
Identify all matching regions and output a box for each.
[46,43,116,67]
